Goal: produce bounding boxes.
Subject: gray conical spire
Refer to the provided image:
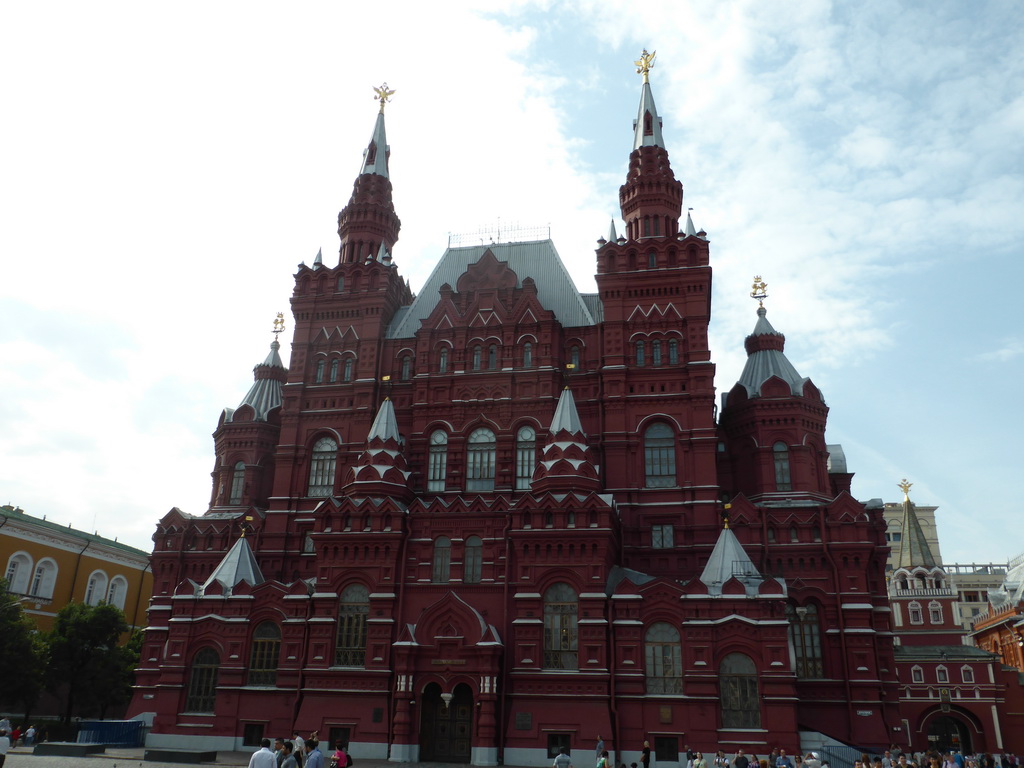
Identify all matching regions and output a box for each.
[202,535,265,594]
[894,483,937,570]
[359,111,390,179]
[632,80,666,150]
[312,248,323,269]
[684,211,697,236]
[550,386,584,435]
[606,219,618,242]
[700,524,764,596]
[368,397,402,443]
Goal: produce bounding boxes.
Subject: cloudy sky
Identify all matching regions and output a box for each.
[2,1,1021,564]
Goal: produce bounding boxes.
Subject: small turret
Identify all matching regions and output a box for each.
[343,398,413,501]
[531,387,601,494]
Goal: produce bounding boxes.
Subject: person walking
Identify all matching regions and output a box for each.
[554,746,574,768]
[641,741,652,768]
[598,750,611,768]
[597,736,605,760]
[305,739,324,768]
[248,739,277,768]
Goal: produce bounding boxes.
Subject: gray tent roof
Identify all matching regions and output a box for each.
[893,496,938,571]
[368,397,402,442]
[700,525,766,596]
[386,240,595,339]
[202,536,265,594]
[736,307,810,397]
[234,340,285,421]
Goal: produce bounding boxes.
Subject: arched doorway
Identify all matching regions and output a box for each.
[419,682,473,762]
[925,714,972,754]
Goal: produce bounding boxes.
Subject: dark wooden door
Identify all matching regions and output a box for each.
[420,683,473,763]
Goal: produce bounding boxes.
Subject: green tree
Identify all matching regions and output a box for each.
[45,601,130,724]
[0,579,46,714]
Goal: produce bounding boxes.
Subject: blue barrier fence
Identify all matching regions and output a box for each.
[76,719,146,746]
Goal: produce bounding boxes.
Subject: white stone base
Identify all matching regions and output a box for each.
[145,731,238,752]
[472,745,499,765]
[389,743,420,762]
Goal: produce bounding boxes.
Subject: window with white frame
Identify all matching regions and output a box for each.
[908,601,923,624]
[30,559,57,600]
[936,665,949,683]
[911,665,924,683]
[645,622,682,694]
[523,342,533,368]
[644,423,676,487]
[307,436,338,496]
[5,552,32,594]
[466,428,496,491]
[929,601,943,624]
[427,430,448,492]
[106,575,128,609]
[439,347,448,373]
[515,426,536,490]
[543,582,578,670]
[652,524,674,548]
[85,570,109,606]
[961,665,974,683]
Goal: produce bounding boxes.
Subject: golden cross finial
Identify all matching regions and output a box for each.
[750,276,768,307]
[373,82,396,113]
[635,49,656,84]
[898,478,913,502]
[272,312,285,340]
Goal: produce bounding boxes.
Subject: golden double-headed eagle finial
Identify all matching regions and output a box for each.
[750,276,768,307]
[635,49,656,83]
[898,478,913,501]
[374,82,396,113]
[273,312,285,339]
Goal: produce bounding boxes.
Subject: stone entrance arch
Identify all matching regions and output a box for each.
[924,713,973,754]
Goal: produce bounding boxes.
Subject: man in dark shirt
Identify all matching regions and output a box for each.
[733,750,750,768]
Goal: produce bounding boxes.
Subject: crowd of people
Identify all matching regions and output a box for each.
[247,731,351,768]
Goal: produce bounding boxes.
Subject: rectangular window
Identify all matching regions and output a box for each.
[428,446,447,492]
[891,532,902,542]
[911,666,924,683]
[961,667,974,683]
[936,667,949,683]
[654,737,679,762]
[515,443,535,490]
[652,524,674,549]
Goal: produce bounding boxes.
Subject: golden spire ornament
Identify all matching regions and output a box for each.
[750,276,768,307]
[898,478,913,501]
[373,82,396,113]
[635,49,656,83]
[273,312,285,340]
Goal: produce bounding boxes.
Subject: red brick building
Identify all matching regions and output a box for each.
[131,61,905,762]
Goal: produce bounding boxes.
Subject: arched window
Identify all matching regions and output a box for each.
[336,275,345,292]
[720,653,760,728]
[248,622,281,685]
[439,348,448,373]
[329,358,339,382]
[648,251,657,268]
[106,575,128,609]
[786,603,823,678]
[4,552,32,594]
[30,559,58,600]
[343,358,354,382]
[515,426,536,490]
[773,442,792,491]
[427,430,448,492]
[652,340,662,366]
[85,570,109,606]
[543,582,578,670]
[433,536,451,583]
[570,346,580,369]
[929,601,943,624]
[315,359,325,383]
[636,340,646,366]
[307,436,338,497]
[472,345,482,371]
[488,344,498,370]
[644,423,676,487]
[335,584,369,666]
[229,461,246,504]
[400,355,412,380]
[466,428,496,491]
[668,338,679,365]
[464,536,483,584]
[186,648,220,712]
[645,622,682,694]
[523,342,533,368]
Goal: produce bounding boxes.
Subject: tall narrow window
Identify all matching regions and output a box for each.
[433,537,451,583]
[648,251,657,268]
[472,345,482,371]
[5,553,31,594]
[652,340,662,366]
[248,622,281,686]
[488,344,498,370]
[30,560,57,600]
[668,338,679,365]
[329,359,339,382]
[786,603,823,678]
[523,342,533,368]
[464,536,483,584]
[929,601,943,624]
[936,665,949,683]
[335,584,369,666]
[911,666,924,683]
[909,601,923,624]
[644,423,676,487]
[336,275,345,292]
[570,346,580,369]
[229,461,246,504]
[515,426,536,490]
[315,359,325,383]
[308,436,338,496]
[427,430,448,492]
[720,653,760,728]
[343,358,354,382]
[645,622,682,694]
[439,348,448,373]
[85,571,109,606]
[543,582,578,670]
[773,442,792,491]
[467,428,496,491]
[186,648,220,713]
[401,355,412,380]
[106,576,128,610]
[636,340,646,366]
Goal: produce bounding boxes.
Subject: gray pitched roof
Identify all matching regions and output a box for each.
[894,497,938,570]
[202,535,265,594]
[386,240,596,339]
[550,387,584,435]
[736,307,811,397]
[367,397,401,442]
[700,525,765,596]
[235,340,285,421]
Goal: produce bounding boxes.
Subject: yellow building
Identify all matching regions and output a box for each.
[1,504,152,632]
